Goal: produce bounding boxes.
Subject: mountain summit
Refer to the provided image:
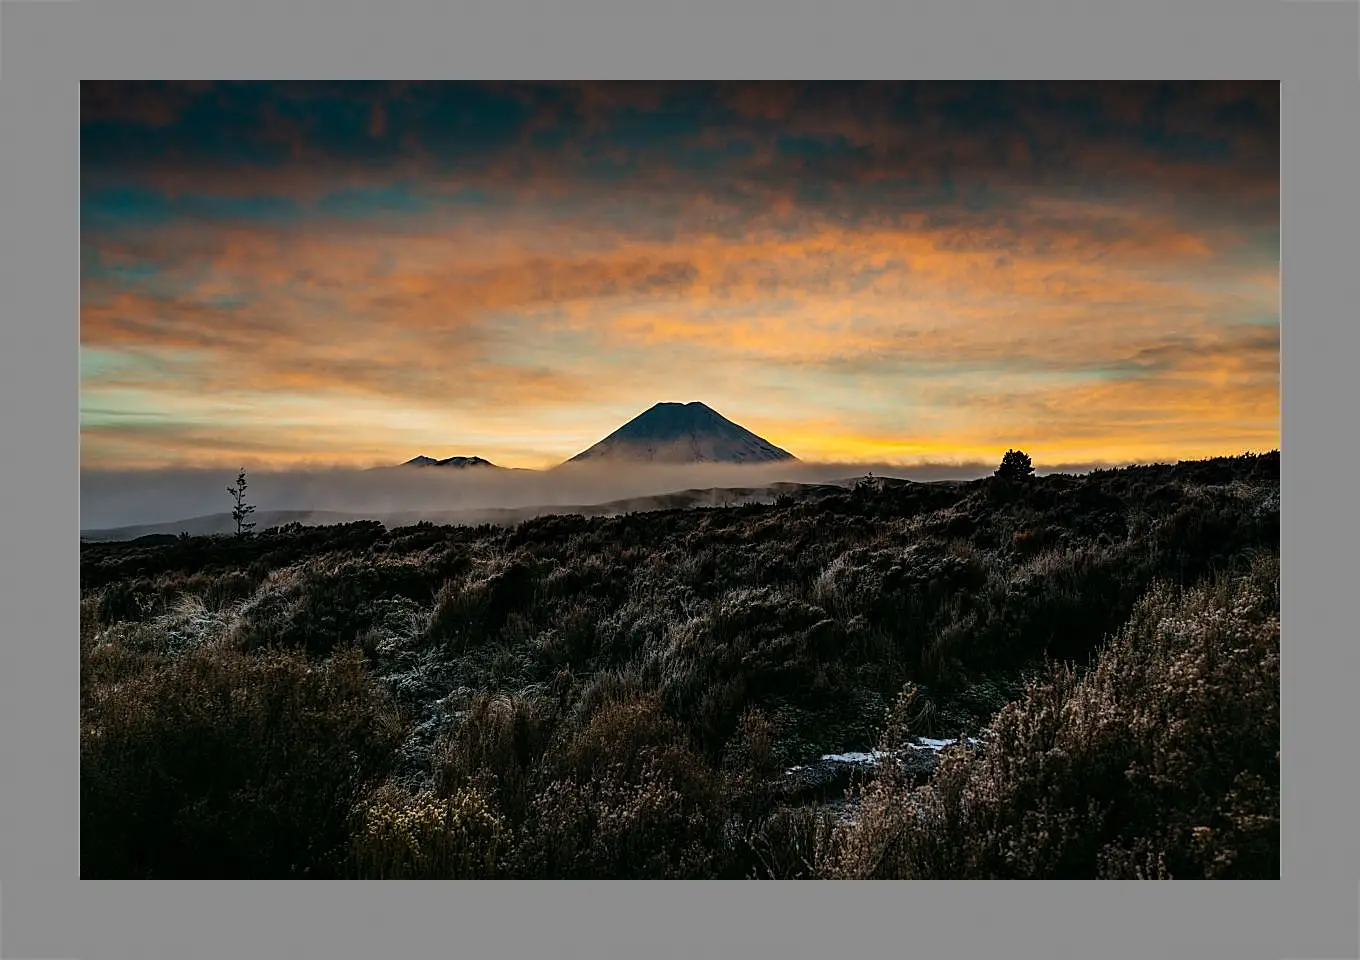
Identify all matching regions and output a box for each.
[403,455,499,468]
[564,402,797,465]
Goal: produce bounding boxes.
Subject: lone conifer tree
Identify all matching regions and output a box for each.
[995,449,1035,481]
[227,468,257,536]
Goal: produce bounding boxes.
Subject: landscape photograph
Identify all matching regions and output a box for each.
[79,80,1280,880]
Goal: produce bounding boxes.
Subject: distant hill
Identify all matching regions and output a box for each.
[80,510,360,542]
[403,455,500,468]
[563,402,797,465]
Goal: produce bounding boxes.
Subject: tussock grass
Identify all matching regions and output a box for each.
[820,555,1280,879]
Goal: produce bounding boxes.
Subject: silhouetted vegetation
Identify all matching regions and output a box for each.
[227,468,257,537]
[80,452,1279,878]
[996,449,1035,481]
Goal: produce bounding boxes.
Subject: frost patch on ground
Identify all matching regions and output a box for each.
[779,735,986,804]
[375,635,475,785]
[160,613,230,650]
[786,736,979,773]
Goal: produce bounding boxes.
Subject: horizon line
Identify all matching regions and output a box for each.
[79,447,1282,476]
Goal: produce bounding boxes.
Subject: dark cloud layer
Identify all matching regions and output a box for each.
[82,82,1278,228]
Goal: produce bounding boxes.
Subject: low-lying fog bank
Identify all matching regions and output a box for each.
[80,458,1116,536]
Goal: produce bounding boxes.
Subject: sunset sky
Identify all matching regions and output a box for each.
[80,81,1280,471]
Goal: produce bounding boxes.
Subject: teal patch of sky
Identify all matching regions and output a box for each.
[472,191,679,247]
[80,398,186,438]
[771,135,874,186]
[82,83,542,189]
[568,142,642,183]
[81,245,219,306]
[79,406,171,424]
[277,95,390,159]
[81,345,208,383]
[607,101,709,151]
[81,188,177,228]
[958,182,1003,213]
[1072,357,1180,381]
[933,82,1023,135]
[1214,226,1279,270]
[83,93,296,170]
[1032,85,1124,140]
[313,183,432,218]
[435,185,489,207]
[857,182,969,219]
[1139,127,1233,164]
[170,88,299,164]
[81,346,141,381]
[326,183,490,230]
[395,85,531,159]
[529,126,570,152]
[791,180,833,208]
[675,135,758,173]
[1210,93,1277,133]
[775,133,863,162]
[82,187,304,229]
[82,245,159,286]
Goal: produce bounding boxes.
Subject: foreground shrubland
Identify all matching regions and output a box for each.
[80,453,1280,878]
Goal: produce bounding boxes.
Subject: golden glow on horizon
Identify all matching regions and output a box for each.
[79,207,1280,470]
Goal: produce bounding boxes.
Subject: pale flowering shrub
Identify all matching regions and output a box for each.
[350,782,507,879]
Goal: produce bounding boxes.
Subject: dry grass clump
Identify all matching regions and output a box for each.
[823,554,1279,879]
[432,690,560,825]
[511,745,731,880]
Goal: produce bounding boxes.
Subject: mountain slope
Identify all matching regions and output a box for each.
[403,455,499,468]
[564,402,797,465]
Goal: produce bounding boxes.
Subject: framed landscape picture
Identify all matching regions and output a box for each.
[79,81,1280,880]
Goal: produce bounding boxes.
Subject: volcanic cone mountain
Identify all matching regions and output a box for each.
[564,402,798,465]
